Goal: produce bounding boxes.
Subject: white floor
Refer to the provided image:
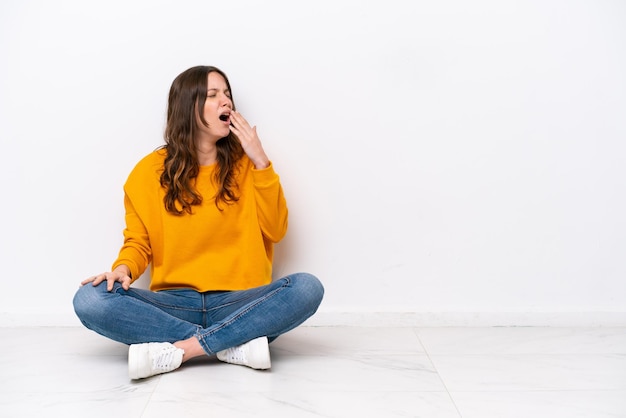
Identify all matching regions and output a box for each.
[1,326,625,418]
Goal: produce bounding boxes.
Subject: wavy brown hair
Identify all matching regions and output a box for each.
[160,66,244,214]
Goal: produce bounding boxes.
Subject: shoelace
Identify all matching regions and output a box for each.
[152,347,179,371]
[222,346,245,362]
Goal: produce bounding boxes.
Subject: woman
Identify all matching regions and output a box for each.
[73,66,324,380]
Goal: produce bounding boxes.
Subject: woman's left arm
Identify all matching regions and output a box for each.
[252,163,289,242]
[230,110,288,240]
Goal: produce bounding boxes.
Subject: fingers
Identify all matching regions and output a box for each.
[119,275,131,291]
[105,273,116,292]
[81,273,106,287]
[229,110,254,141]
[81,272,131,292]
[229,109,250,130]
[230,111,261,147]
[89,273,114,291]
[80,277,94,286]
[229,110,270,169]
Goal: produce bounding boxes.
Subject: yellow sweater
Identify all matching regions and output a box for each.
[112,149,288,292]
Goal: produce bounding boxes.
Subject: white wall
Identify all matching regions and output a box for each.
[1,0,625,327]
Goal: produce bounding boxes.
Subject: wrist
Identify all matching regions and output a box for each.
[254,159,270,170]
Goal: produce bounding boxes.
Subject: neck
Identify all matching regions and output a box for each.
[195,137,218,166]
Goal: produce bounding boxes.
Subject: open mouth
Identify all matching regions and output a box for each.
[219,113,230,123]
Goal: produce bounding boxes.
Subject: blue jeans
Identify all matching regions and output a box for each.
[73,273,324,355]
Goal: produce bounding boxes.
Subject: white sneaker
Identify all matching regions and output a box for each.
[128,342,184,379]
[217,336,271,370]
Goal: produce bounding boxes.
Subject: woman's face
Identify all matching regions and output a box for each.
[198,71,233,141]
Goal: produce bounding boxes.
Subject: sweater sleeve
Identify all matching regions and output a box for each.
[111,189,153,282]
[252,162,288,243]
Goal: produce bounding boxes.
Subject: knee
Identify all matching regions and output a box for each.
[72,283,106,324]
[290,272,324,307]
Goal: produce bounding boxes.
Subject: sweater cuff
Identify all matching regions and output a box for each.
[252,161,279,187]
